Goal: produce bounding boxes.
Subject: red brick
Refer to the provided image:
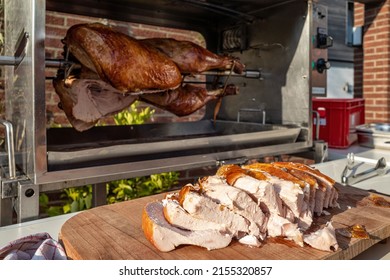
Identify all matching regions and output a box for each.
[45,26,68,39]
[376,85,390,92]
[375,99,390,105]
[45,37,65,49]
[65,15,97,27]
[365,105,388,112]
[376,72,390,79]
[46,13,66,26]
[364,79,389,86]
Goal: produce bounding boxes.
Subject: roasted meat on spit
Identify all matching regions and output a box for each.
[53,76,138,132]
[64,23,183,93]
[139,84,239,117]
[141,37,245,74]
[53,74,238,131]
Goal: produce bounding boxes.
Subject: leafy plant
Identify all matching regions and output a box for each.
[40,185,93,216]
[106,172,179,204]
[113,101,154,125]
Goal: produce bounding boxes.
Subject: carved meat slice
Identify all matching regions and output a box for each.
[199,176,267,241]
[287,169,318,215]
[242,163,305,221]
[142,201,233,252]
[52,77,137,132]
[162,195,228,232]
[217,164,303,245]
[64,23,182,93]
[303,222,339,252]
[178,184,250,238]
[272,162,339,210]
[217,165,283,217]
[141,37,245,74]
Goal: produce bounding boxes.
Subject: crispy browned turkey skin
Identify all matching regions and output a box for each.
[139,84,239,117]
[141,38,245,74]
[54,23,245,131]
[64,23,183,93]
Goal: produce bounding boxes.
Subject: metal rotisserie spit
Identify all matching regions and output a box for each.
[0,0,332,225]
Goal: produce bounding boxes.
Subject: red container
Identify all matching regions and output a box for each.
[312,98,365,148]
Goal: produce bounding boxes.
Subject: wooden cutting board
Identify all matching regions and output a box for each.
[59,183,390,260]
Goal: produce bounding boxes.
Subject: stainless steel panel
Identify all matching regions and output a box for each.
[40,141,311,192]
[46,120,301,169]
[357,124,390,150]
[203,1,312,127]
[4,0,47,183]
[2,0,318,190]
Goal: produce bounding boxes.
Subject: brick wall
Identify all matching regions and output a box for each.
[353,2,364,99]
[355,0,390,123]
[45,11,206,127]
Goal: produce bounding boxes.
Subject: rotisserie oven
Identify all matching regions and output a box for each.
[0,0,332,225]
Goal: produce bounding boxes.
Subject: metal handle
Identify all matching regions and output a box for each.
[0,120,16,179]
[312,110,320,141]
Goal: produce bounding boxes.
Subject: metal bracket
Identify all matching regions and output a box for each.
[313,140,328,163]
[15,180,39,223]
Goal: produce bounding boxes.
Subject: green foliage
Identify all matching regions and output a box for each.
[106,172,179,204]
[62,185,93,214]
[113,101,154,125]
[40,185,93,216]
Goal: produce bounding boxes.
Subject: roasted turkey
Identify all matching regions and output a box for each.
[54,22,245,131]
[54,75,238,131]
[52,76,138,132]
[64,23,183,93]
[139,83,238,117]
[141,37,245,74]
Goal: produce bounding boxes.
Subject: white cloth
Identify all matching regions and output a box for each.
[0,232,67,260]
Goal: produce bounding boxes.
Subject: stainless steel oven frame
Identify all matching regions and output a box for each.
[0,0,331,225]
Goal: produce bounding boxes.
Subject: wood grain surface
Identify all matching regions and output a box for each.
[59,183,390,260]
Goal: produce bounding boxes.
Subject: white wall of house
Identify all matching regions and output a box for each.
[326,61,354,98]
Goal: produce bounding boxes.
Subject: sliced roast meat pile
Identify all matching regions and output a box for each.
[142,162,340,253]
[53,22,244,131]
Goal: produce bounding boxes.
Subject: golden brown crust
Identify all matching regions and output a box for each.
[246,170,268,181]
[140,37,245,74]
[288,169,318,188]
[243,163,307,188]
[65,23,182,93]
[272,162,336,185]
[178,184,193,206]
[216,164,240,177]
[141,203,157,249]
